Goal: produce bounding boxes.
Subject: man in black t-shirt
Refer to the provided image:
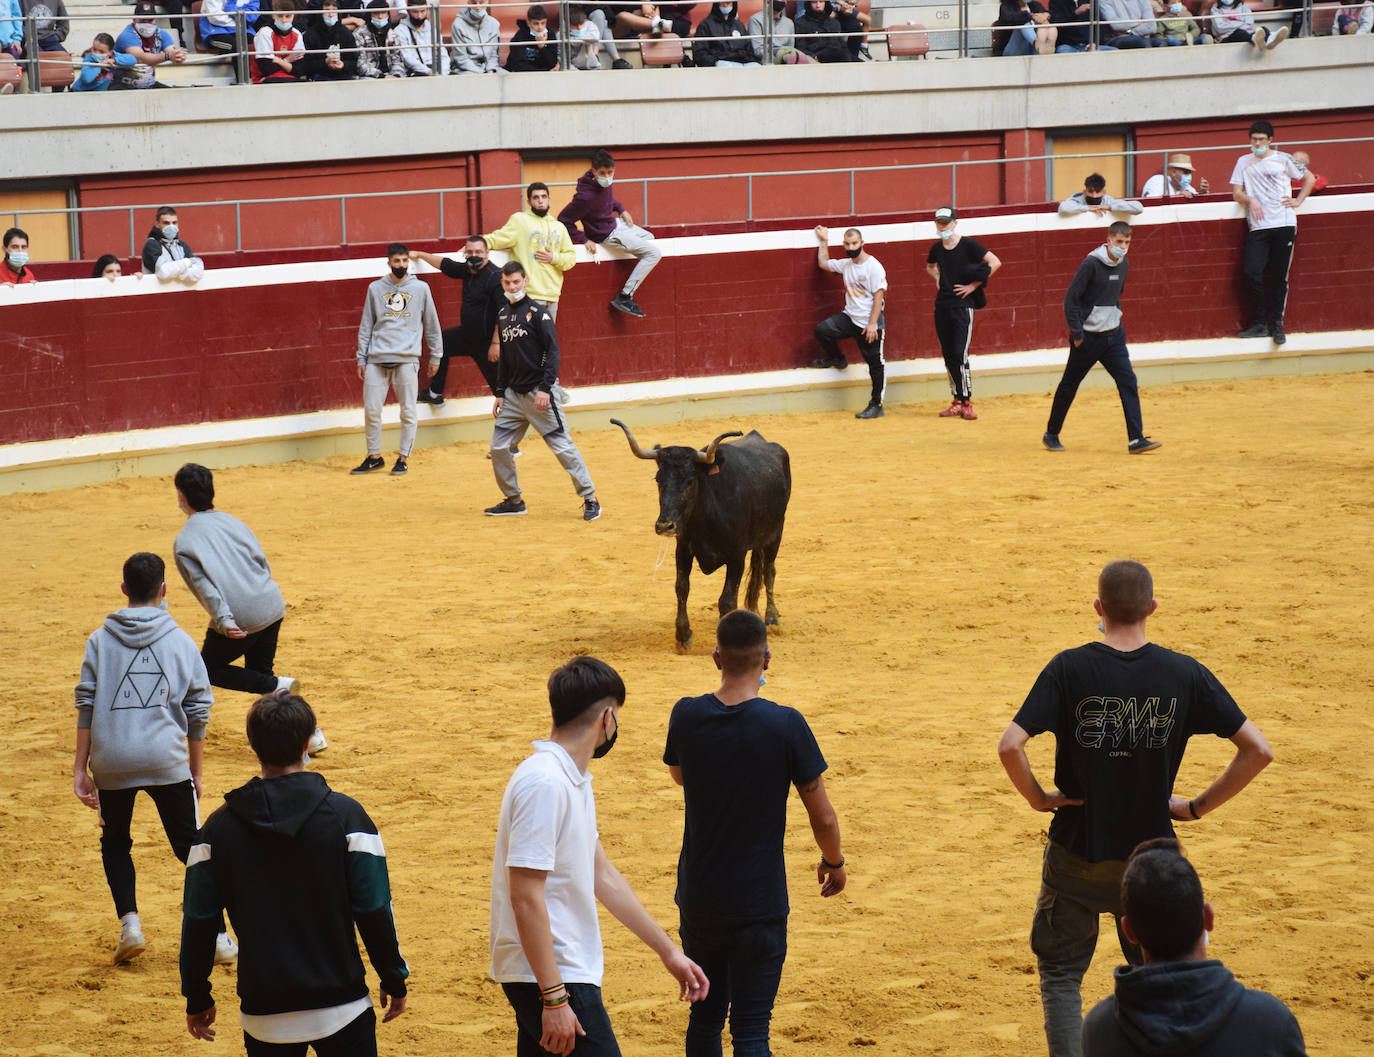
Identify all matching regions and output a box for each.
[663,609,845,1057]
[412,238,505,406]
[997,560,1274,1057]
[925,206,1001,421]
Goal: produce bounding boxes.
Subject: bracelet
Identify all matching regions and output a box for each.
[821,855,845,869]
[539,983,564,995]
[1187,799,1201,820]
[542,993,570,1009]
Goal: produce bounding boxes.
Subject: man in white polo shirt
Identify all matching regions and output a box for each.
[1230,119,1316,346]
[809,225,889,420]
[490,656,708,1057]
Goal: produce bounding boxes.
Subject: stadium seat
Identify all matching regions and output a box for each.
[640,31,685,65]
[37,50,75,89]
[886,22,929,58]
[0,53,21,92]
[1309,2,1335,32]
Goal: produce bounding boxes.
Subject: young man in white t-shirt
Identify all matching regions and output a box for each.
[809,226,888,420]
[489,656,708,1057]
[1230,119,1317,346]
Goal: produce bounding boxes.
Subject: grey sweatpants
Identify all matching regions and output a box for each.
[602,217,662,297]
[363,361,420,457]
[492,388,595,500]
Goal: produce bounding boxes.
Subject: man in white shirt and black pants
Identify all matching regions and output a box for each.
[1231,119,1316,346]
[809,226,888,420]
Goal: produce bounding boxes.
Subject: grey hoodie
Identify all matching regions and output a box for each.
[75,607,212,790]
[175,510,287,635]
[356,272,443,367]
[1064,244,1128,338]
[1058,191,1145,217]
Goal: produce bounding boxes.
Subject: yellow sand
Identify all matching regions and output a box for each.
[2,372,1372,1056]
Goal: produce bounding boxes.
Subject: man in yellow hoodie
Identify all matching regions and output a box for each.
[484,182,576,320]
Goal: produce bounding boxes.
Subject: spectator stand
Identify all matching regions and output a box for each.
[876,0,998,55]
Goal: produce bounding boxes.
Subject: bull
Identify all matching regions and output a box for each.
[610,418,791,649]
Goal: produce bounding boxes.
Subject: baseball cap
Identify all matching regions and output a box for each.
[133,0,159,15]
[934,206,957,222]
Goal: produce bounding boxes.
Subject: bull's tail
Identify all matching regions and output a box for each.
[745,549,765,614]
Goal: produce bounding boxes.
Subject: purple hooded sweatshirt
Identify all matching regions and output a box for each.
[557,169,625,245]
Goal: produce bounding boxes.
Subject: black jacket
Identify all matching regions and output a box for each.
[438,257,503,347]
[1083,960,1306,1057]
[180,771,409,1017]
[141,225,196,276]
[504,19,559,71]
[302,19,359,79]
[495,295,559,395]
[794,4,851,61]
[693,3,754,65]
[1063,245,1127,339]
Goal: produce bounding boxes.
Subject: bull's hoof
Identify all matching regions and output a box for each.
[764,615,779,626]
[675,634,692,652]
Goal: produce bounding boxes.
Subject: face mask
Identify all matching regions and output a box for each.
[844,246,862,259]
[390,265,407,279]
[939,229,956,241]
[592,714,618,759]
[275,18,294,31]
[504,289,523,303]
[409,13,425,25]
[371,15,388,27]
[1168,2,1181,11]
[135,21,158,36]
[595,175,613,189]
[466,6,485,18]
[1106,243,1127,263]
[158,598,169,611]
[773,2,785,12]
[1251,144,1269,157]
[1084,195,1103,205]
[465,255,484,269]
[323,12,339,24]
[721,4,735,14]
[8,251,28,267]
[1178,173,1192,189]
[530,205,548,217]
[161,224,179,240]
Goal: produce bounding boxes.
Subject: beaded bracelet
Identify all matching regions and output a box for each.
[821,855,846,869]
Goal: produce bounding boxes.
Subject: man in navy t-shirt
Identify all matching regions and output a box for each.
[663,609,845,1057]
[997,560,1274,1057]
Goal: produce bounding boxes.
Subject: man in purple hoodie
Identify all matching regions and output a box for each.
[558,148,663,319]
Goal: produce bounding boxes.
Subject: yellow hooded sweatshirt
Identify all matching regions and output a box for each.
[484,208,577,304]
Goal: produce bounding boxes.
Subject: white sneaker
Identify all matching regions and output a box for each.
[1251,26,1267,50]
[113,923,147,965]
[308,727,328,754]
[214,932,239,965]
[276,676,300,694]
[1266,24,1289,47]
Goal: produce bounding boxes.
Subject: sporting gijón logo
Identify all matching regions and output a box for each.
[1074,696,1176,753]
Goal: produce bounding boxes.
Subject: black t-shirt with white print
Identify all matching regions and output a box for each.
[1014,642,1246,863]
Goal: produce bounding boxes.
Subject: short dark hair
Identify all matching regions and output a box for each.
[569,6,585,22]
[1099,559,1152,624]
[386,242,409,258]
[526,181,549,200]
[526,4,547,19]
[548,656,625,728]
[716,609,768,677]
[3,227,27,249]
[1249,119,1275,138]
[1122,838,1205,961]
[175,463,215,511]
[591,149,615,170]
[155,206,178,222]
[272,0,295,12]
[365,0,389,11]
[123,552,165,605]
[501,260,526,277]
[1084,173,1106,193]
[465,234,489,248]
[246,691,318,766]
[93,31,115,47]
[1107,220,1133,238]
[92,254,121,278]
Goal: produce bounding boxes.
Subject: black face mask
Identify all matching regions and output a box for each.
[465,256,484,270]
[845,246,862,259]
[592,713,618,759]
[530,205,549,217]
[390,266,407,280]
[1084,195,1104,205]
[409,13,425,25]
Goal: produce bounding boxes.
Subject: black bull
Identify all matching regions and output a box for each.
[610,419,791,648]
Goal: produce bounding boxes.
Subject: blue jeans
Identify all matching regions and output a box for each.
[1054,41,1117,50]
[1045,327,1145,442]
[681,916,788,1057]
[502,982,620,1057]
[1004,27,1036,54]
[1030,843,1142,1057]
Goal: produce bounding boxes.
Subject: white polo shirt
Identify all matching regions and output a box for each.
[1230,150,1304,230]
[489,741,604,986]
[826,255,888,329]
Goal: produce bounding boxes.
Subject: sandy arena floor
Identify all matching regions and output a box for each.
[2,371,1372,1056]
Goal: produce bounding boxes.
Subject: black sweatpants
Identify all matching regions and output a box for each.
[814,312,885,406]
[933,302,974,401]
[98,780,196,916]
[1045,328,1144,441]
[1243,225,1296,329]
[244,1008,378,1057]
[429,326,500,396]
[201,619,281,695]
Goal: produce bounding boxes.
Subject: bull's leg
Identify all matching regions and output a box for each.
[718,556,745,617]
[674,538,693,648]
[762,539,781,626]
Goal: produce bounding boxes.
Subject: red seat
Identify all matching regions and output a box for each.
[640,30,685,64]
[885,22,929,57]
[37,49,75,89]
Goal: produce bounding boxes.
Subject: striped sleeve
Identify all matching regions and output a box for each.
[179,836,223,1014]
[339,797,410,997]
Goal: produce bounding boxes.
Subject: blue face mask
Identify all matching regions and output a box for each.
[161,224,179,240]
[274,18,294,31]
[8,250,29,267]
[1251,144,1270,157]
[323,12,338,24]
[1106,243,1127,263]
[939,228,956,241]
[370,14,388,27]
[1178,173,1192,189]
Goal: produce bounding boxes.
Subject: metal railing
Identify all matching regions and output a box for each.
[8,134,1370,261]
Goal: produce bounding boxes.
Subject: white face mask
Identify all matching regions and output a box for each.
[274,18,295,31]
[323,12,339,24]
[595,175,613,189]
[135,21,158,36]
[504,289,522,303]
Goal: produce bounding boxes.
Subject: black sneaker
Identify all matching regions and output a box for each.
[612,58,632,69]
[610,293,647,318]
[417,389,445,406]
[1270,324,1287,345]
[809,356,847,369]
[1128,436,1162,454]
[1236,323,1270,338]
[855,403,884,420]
[350,455,385,474]
[484,497,527,516]
[583,498,602,522]
[1042,433,1065,452]
[390,457,408,475]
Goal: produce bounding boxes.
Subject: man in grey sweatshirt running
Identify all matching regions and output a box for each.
[353,243,443,476]
[74,551,235,966]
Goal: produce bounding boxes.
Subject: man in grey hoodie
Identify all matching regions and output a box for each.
[73,551,233,965]
[1082,838,1306,1057]
[353,242,443,476]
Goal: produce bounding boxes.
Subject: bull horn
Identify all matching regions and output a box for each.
[610,418,660,460]
[695,431,744,464]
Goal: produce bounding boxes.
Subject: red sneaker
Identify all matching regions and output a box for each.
[958,402,979,420]
[938,400,963,417]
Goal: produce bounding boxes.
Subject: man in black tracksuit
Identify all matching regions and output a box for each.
[180,691,409,1056]
[412,238,505,406]
[1044,221,1161,455]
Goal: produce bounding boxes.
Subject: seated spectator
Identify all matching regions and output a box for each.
[302,0,358,78]
[20,0,70,79]
[1,0,22,76]
[1000,0,1057,53]
[450,0,501,73]
[833,0,870,58]
[567,6,603,68]
[73,32,137,91]
[747,0,801,62]
[200,0,261,61]
[794,0,852,61]
[392,0,447,74]
[616,1,693,43]
[504,4,558,71]
[1210,0,1287,47]
[93,254,122,279]
[693,1,760,65]
[1290,151,1329,192]
[1152,0,1208,40]
[1141,153,1210,197]
[354,0,403,76]
[2,227,34,285]
[141,207,206,283]
[575,3,630,68]
[1049,0,1115,50]
[252,0,305,81]
[1099,0,1168,45]
[1333,0,1373,32]
[113,1,187,89]
[1059,173,1144,216]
